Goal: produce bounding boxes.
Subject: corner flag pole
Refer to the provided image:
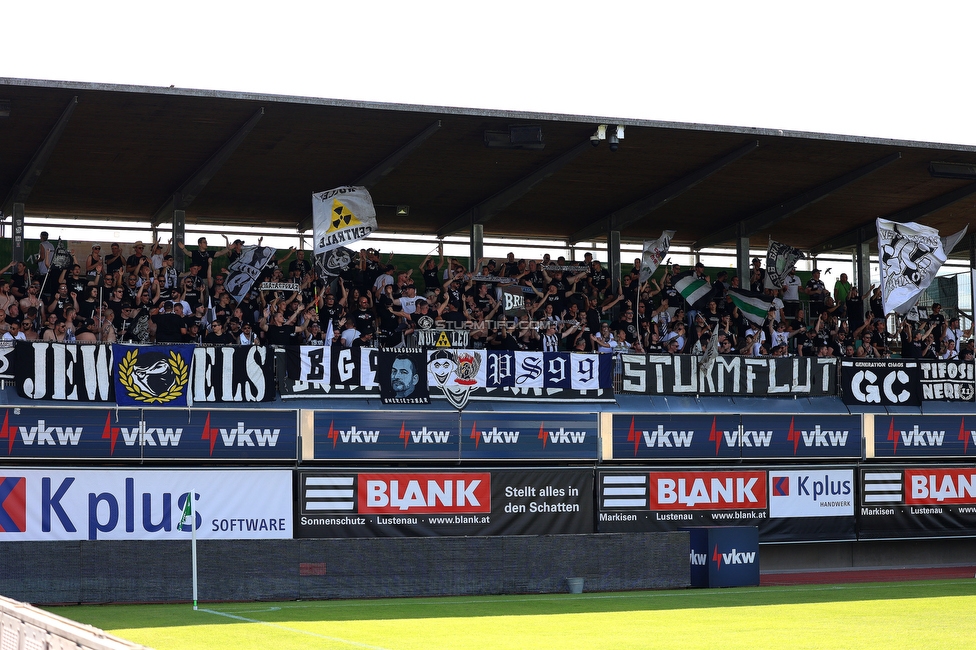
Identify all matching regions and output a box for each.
[180,491,199,610]
[191,491,198,610]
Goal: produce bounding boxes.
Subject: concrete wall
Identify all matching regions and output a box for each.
[0,533,689,605]
[761,537,976,571]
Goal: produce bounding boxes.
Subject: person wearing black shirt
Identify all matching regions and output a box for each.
[202,320,235,345]
[260,304,308,345]
[151,301,186,343]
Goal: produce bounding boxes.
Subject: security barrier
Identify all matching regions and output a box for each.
[0,595,147,649]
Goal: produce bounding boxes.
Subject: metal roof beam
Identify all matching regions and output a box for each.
[809,180,976,255]
[692,152,902,250]
[569,140,759,244]
[298,120,441,232]
[151,107,265,226]
[436,140,593,239]
[1,96,78,217]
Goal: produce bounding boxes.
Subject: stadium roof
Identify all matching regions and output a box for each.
[3,77,976,255]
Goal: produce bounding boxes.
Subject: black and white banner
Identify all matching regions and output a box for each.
[620,354,836,396]
[841,360,921,406]
[0,342,16,380]
[225,245,277,303]
[918,360,976,402]
[282,348,614,402]
[15,343,275,403]
[763,240,805,291]
[378,349,430,404]
[877,219,966,315]
[314,246,356,278]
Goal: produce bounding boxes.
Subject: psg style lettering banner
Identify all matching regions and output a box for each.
[596,467,856,542]
[296,467,594,538]
[281,347,614,402]
[14,343,277,404]
[859,466,976,539]
[620,354,836,396]
[0,407,297,461]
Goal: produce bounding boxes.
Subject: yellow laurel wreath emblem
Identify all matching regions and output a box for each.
[118,349,189,404]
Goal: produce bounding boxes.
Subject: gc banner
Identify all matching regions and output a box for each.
[872,415,976,458]
[841,359,921,406]
[620,354,836,396]
[597,467,855,542]
[0,407,297,461]
[296,467,593,537]
[612,414,861,460]
[859,466,976,538]
[0,468,292,540]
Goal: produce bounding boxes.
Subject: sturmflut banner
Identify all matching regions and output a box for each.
[597,467,855,542]
[0,469,292,540]
[296,468,593,538]
[859,466,976,539]
[620,354,836,396]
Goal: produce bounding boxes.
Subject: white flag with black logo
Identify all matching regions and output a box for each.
[312,186,377,255]
[764,240,805,291]
[877,219,967,315]
[639,230,675,285]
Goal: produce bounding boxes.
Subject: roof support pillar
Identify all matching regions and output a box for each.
[736,234,750,289]
[854,232,871,302]
[469,223,483,273]
[171,210,187,272]
[11,203,25,264]
[608,230,621,296]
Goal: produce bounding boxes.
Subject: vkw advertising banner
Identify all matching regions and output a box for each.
[311,411,599,461]
[612,414,861,460]
[597,467,855,542]
[0,407,297,461]
[0,469,292,540]
[620,354,836,397]
[295,468,593,538]
[859,466,976,539]
[873,415,976,458]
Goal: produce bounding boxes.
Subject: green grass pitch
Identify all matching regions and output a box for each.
[47,579,976,650]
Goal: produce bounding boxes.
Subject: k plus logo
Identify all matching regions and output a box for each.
[772,475,789,497]
[537,424,586,448]
[469,421,520,449]
[327,420,379,448]
[399,423,450,448]
[0,476,26,532]
[712,544,756,570]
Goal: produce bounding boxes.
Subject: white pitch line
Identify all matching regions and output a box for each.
[198,608,392,650]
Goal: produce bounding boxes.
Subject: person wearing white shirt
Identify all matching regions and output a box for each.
[2,322,26,341]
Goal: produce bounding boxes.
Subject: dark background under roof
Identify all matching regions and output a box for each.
[3,78,976,254]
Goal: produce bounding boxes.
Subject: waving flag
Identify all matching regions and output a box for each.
[698,321,721,378]
[729,287,773,326]
[672,270,713,310]
[764,240,805,291]
[225,245,277,303]
[639,230,675,284]
[877,219,967,314]
[313,186,377,255]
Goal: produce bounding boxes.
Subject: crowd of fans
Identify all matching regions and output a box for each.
[1,233,971,359]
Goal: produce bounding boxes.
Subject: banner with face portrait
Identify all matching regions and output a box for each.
[378,349,430,405]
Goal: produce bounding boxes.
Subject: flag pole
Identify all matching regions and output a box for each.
[191,490,198,610]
